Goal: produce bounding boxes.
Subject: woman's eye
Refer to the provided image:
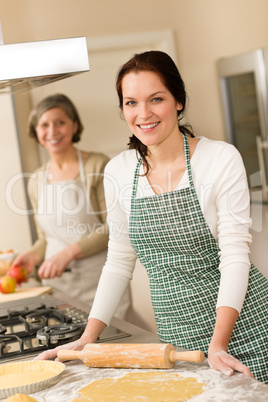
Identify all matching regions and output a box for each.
[125,100,136,106]
[152,97,162,102]
[39,123,48,128]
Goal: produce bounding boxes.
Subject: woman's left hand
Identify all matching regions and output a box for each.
[38,243,83,279]
[208,344,254,378]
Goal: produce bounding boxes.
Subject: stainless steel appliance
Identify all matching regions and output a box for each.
[217,49,268,201]
[0,294,130,363]
[0,35,89,93]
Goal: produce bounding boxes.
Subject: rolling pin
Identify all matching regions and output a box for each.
[57,343,205,369]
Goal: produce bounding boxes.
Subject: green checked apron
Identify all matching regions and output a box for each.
[129,134,268,383]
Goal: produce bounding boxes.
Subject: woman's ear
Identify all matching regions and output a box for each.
[73,121,79,135]
[176,102,183,111]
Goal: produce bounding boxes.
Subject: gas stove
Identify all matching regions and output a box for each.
[0,294,130,362]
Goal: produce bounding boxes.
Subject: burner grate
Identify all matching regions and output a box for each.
[0,294,130,362]
[0,334,23,357]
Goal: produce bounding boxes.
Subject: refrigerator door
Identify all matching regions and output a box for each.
[217,50,268,197]
[259,48,268,197]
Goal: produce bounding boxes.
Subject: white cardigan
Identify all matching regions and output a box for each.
[89,137,252,325]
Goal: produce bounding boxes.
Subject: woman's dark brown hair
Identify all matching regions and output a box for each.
[116,50,194,173]
[28,93,83,143]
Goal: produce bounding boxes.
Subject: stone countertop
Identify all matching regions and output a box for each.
[28,358,268,402]
[1,289,267,401]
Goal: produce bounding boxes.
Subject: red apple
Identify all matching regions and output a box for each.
[7,265,28,284]
[0,275,17,293]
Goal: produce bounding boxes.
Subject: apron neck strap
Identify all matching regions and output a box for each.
[182,133,194,186]
[131,156,142,199]
[77,149,85,183]
[44,148,85,183]
[131,133,194,199]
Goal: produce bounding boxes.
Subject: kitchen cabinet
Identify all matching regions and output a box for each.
[1,289,266,401]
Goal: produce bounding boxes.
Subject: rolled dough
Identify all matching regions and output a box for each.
[0,360,64,392]
[73,371,206,401]
[4,394,37,402]
[0,371,57,389]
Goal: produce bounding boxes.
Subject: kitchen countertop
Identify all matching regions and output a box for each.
[1,289,267,401]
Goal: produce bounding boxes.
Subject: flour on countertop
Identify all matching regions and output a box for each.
[17,359,268,402]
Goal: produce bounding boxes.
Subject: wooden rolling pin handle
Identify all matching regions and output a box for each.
[58,349,82,362]
[168,349,205,363]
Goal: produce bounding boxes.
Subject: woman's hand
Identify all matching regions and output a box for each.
[34,338,87,361]
[12,250,42,275]
[208,344,254,378]
[37,250,71,279]
[38,243,82,279]
[34,318,107,361]
[208,306,254,378]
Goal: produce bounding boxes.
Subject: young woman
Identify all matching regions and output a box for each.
[36,54,267,383]
[13,94,131,318]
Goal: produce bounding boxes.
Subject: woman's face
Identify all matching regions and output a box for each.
[36,107,78,154]
[122,71,182,149]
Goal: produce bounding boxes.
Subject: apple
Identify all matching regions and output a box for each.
[7,265,28,284]
[0,275,17,293]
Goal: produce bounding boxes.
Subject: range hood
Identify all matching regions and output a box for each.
[0,36,90,93]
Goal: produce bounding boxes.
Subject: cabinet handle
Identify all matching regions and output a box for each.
[256,136,268,198]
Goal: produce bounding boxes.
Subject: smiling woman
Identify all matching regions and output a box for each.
[35,108,79,158]
[35,51,267,385]
[12,93,132,319]
[122,71,182,148]
[121,70,189,194]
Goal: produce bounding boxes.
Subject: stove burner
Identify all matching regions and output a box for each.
[37,323,86,346]
[0,334,23,357]
[0,295,130,362]
[23,308,70,330]
[7,306,30,319]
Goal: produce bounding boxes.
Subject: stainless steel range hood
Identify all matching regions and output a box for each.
[0,37,90,93]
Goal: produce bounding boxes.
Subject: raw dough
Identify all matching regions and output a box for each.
[0,360,64,390]
[0,371,57,388]
[73,371,206,401]
[4,394,37,402]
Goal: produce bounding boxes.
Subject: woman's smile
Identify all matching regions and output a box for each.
[138,122,160,131]
[47,137,62,144]
[122,71,181,148]
[36,107,78,153]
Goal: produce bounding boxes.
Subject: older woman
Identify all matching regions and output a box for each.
[13,93,131,318]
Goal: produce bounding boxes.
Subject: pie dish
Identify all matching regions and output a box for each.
[0,360,65,398]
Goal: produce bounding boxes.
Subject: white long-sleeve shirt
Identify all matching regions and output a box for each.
[89,137,252,325]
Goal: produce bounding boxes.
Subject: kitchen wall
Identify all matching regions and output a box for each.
[1,0,268,142]
[0,0,267,331]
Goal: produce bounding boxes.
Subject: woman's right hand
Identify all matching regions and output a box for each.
[12,250,42,275]
[35,318,107,361]
[34,337,87,361]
